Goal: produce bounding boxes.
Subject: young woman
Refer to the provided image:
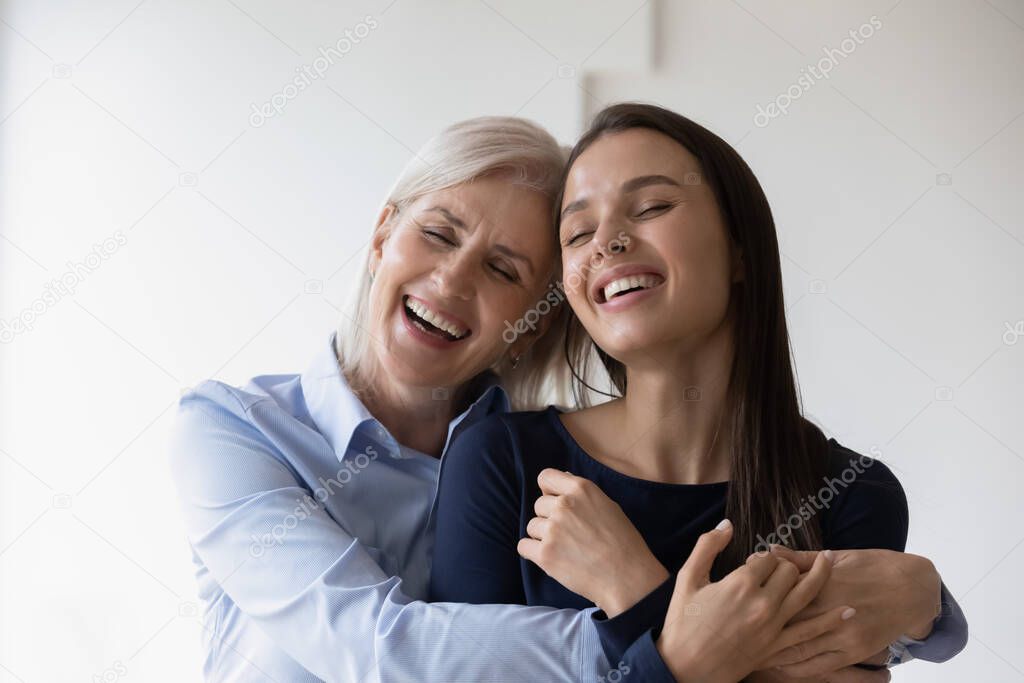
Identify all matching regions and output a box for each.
[430,104,968,682]
[170,116,695,682]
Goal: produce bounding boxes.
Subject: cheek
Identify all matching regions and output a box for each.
[668,240,734,320]
[560,253,590,300]
[485,288,530,330]
[382,230,425,268]
[377,231,438,294]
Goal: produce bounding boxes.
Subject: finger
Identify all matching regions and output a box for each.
[534,494,561,518]
[765,605,856,665]
[680,519,733,589]
[526,516,550,540]
[777,650,856,679]
[770,545,821,572]
[537,468,582,496]
[744,553,784,585]
[763,558,800,597]
[517,537,542,564]
[778,550,834,621]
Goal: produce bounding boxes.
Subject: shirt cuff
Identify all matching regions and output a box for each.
[591,574,675,664]
[611,628,677,683]
[901,582,969,663]
[885,635,921,666]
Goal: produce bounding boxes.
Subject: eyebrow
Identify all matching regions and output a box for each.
[493,243,535,276]
[561,174,683,220]
[425,206,466,229]
[424,205,535,277]
[621,174,681,193]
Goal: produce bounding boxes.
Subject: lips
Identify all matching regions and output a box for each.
[591,265,666,304]
[402,295,471,343]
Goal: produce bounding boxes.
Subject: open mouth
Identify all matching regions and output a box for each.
[402,295,471,342]
[597,273,665,304]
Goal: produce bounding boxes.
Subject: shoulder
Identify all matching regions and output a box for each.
[824,440,905,497]
[170,374,304,477]
[174,379,264,443]
[442,409,560,491]
[175,370,307,431]
[447,409,556,459]
[820,439,909,550]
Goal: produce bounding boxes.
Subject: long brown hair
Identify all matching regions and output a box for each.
[555,103,827,573]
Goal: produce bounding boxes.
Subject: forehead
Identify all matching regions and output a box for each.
[409,176,557,261]
[565,128,700,198]
[413,175,552,224]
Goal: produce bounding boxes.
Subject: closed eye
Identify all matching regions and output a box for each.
[423,228,456,246]
[636,203,672,218]
[564,230,594,247]
[489,262,518,283]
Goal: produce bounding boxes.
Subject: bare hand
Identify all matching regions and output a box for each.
[760,547,941,678]
[656,521,854,683]
[517,469,669,616]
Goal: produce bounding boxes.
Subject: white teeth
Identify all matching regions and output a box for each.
[602,274,662,301]
[405,298,468,338]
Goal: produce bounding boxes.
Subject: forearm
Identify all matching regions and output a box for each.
[173,415,613,682]
[598,556,670,617]
[191,490,624,682]
[898,582,969,664]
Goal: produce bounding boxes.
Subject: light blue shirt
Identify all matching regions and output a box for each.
[170,333,611,682]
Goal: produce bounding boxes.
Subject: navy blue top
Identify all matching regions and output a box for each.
[430,407,928,680]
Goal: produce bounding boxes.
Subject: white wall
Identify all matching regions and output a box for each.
[1,1,1021,681]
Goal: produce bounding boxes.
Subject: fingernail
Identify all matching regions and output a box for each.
[841,607,856,620]
[823,549,835,564]
[716,519,732,531]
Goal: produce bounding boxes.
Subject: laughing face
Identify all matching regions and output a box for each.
[367,174,557,390]
[558,128,743,364]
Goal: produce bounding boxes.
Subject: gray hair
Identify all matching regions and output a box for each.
[335,116,571,409]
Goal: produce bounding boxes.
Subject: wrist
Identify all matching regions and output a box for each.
[657,628,724,683]
[600,560,670,617]
[906,615,936,641]
[904,555,941,640]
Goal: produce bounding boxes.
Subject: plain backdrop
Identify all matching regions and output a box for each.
[1,1,1022,681]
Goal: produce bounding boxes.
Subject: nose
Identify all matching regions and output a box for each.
[432,252,475,301]
[592,213,634,261]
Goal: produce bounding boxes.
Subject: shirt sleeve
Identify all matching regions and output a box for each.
[170,388,620,683]
[899,583,968,663]
[823,450,968,664]
[429,415,527,604]
[821,451,909,551]
[589,575,675,664]
[430,415,677,680]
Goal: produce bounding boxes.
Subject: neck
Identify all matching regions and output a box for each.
[613,320,736,484]
[347,359,471,458]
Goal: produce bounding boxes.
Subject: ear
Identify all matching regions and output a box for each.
[369,203,397,278]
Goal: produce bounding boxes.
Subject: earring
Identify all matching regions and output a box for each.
[510,354,520,369]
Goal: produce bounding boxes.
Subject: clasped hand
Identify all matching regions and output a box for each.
[520,469,925,683]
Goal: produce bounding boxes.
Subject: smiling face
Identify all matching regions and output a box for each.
[559,128,742,364]
[367,174,557,390]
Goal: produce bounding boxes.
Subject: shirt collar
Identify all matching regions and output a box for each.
[300,333,509,462]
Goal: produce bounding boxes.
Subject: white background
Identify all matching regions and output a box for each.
[1,1,1022,681]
